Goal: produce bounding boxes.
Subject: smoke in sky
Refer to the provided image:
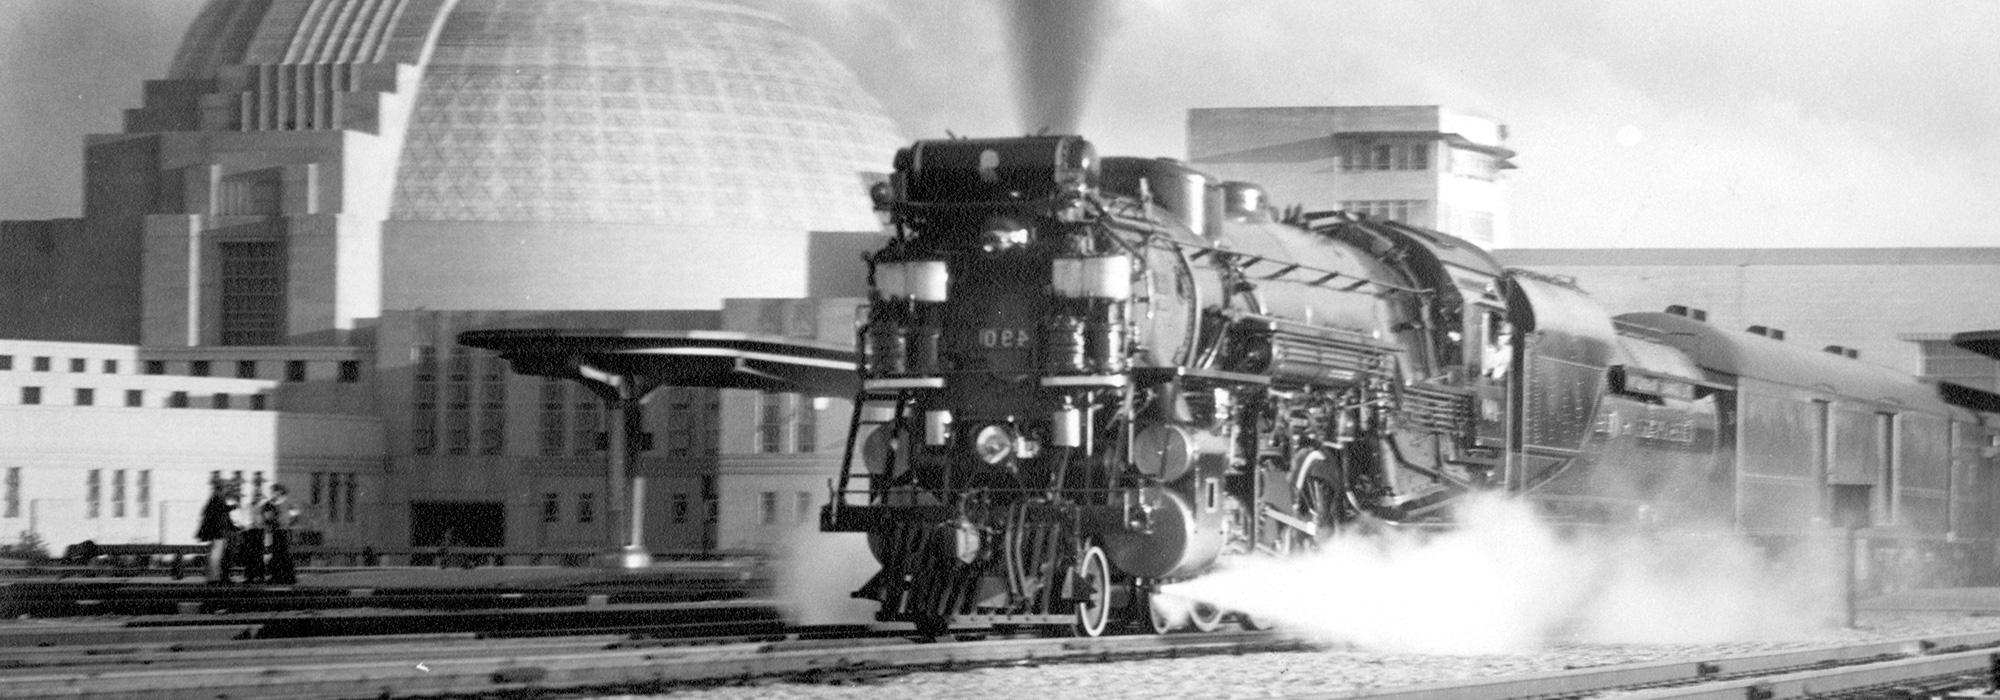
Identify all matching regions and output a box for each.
[1164,494,1843,654]
[4,1,1995,247]
[1005,0,1113,135]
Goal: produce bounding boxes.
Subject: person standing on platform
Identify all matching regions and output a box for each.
[260,484,301,585]
[239,489,267,584]
[194,481,240,584]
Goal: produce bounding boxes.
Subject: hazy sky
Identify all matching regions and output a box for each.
[4,0,1994,249]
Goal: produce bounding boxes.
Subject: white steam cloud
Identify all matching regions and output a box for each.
[1166,494,1843,654]
[767,524,880,626]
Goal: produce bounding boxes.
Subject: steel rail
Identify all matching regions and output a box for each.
[0,629,1306,698]
[1289,629,2000,700]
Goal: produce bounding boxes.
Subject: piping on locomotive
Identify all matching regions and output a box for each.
[819,134,1998,637]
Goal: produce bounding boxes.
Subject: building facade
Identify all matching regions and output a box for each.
[0,339,382,550]
[1187,105,1516,248]
[0,0,898,555]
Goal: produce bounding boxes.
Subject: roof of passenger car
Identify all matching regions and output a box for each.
[1617,311,1950,412]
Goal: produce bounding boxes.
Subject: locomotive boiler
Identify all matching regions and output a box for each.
[819,134,1999,636]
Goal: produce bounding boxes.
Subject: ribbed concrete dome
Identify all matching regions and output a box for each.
[164,0,902,309]
[389,1,897,229]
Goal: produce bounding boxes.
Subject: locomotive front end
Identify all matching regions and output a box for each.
[854,136,1136,493]
[827,135,1241,635]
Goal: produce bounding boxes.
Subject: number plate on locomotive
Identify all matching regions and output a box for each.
[978,327,1034,349]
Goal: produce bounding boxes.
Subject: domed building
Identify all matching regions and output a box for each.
[0,0,898,556]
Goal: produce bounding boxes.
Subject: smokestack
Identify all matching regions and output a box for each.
[1007,0,1112,135]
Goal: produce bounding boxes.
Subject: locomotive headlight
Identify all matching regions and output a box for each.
[979,215,1031,252]
[973,424,1015,464]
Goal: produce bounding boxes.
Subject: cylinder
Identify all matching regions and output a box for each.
[924,409,954,447]
[1042,316,1086,372]
[867,323,908,375]
[1051,405,1083,448]
[909,324,940,373]
[1086,313,1126,372]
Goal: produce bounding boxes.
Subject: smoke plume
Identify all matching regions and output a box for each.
[1166,494,1844,654]
[1006,0,1113,135]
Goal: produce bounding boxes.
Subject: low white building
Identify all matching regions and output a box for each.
[0,338,382,552]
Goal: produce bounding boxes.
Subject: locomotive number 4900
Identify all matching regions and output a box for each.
[979,327,1033,349]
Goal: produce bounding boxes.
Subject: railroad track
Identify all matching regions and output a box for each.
[11,599,2000,698]
[1307,628,2000,699]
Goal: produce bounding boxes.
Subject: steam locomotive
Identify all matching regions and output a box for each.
[820,134,2000,636]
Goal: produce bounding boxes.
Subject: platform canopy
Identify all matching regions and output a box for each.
[457,329,858,398]
[1953,330,2000,362]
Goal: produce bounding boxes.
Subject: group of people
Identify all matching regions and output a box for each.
[194,479,301,585]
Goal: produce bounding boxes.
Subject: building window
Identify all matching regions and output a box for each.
[85,469,101,519]
[112,469,126,518]
[480,355,506,455]
[577,493,595,523]
[446,411,470,455]
[137,470,151,518]
[758,392,785,453]
[33,356,50,372]
[338,361,360,383]
[344,474,358,523]
[310,472,324,507]
[251,394,268,410]
[796,396,817,452]
[414,345,438,381]
[144,360,165,375]
[215,393,231,409]
[189,360,210,377]
[74,388,93,406]
[540,381,567,456]
[236,360,257,379]
[218,240,286,345]
[1339,199,1425,225]
[795,491,814,524]
[21,387,41,405]
[759,491,778,525]
[169,391,190,408]
[413,362,439,456]
[1340,140,1431,171]
[4,467,19,518]
[573,396,600,456]
[479,426,504,456]
[672,493,690,524]
[542,493,561,523]
[0,355,11,370]
[285,360,307,382]
[102,359,117,374]
[125,390,142,407]
[326,473,342,523]
[69,358,86,373]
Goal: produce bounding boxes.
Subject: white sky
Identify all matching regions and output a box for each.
[5,1,1995,249]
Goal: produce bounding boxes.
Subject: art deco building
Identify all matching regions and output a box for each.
[1187,105,1516,248]
[0,0,900,554]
